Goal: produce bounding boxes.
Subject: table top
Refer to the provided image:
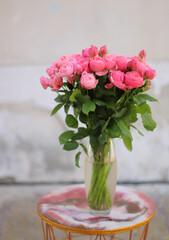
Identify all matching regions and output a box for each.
[37,184,155,234]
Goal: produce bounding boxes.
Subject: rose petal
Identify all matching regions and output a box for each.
[96,70,108,76]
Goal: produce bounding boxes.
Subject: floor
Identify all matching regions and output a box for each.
[0,184,169,240]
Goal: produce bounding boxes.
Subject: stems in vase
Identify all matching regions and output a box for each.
[86,139,116,211]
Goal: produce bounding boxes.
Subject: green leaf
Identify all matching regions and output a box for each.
[116,91,129,107]
[51,103,63,116]
[107,122,121,138]
[64,104,70,114]
[102,117,111,133]
[80,143,88,155]
[98,134,107,144]
[76,94,90,103]
[133,95,146,105]
[111,107,127,118]
[75,152,81,168]
[72,133,83,140]
[123,107,138,124]
[89,135,99,152]
[97,86,115,96]
[116,120,133,140]
[69,89,81,102]
[122,135,132,151]
[139,94,158,102]
[106,99,116,110]
[93,99,106,106]
[131,125,144,136]
[135,103,151,114]
[55,91,71,103]
[96,107,108,119]
[79,112,88,124]
[93,120,105,129]
[141,113,156,131]
[82,101,96,115]
[65,114,78,128]
[63,141,79,151]
[59,131,75,144]
[78,127,89,137]
[55,95,64,103]
[74,107,79,118]
[72,127,88,141]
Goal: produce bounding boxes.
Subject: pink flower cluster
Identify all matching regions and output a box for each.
[40,45,156,91]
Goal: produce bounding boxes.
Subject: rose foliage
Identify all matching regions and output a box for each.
[40,45,157,167]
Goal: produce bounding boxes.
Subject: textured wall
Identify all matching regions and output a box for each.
[0,63,168,182]
[0,0,169,182]
[0,0,169,65]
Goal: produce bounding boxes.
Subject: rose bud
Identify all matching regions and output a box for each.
[88,45,98,57]
[82,48,90,58]
[105,83,114,89]
[99,45,108,57]
[139,49,146,59]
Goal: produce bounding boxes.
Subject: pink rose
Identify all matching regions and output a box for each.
[80,71,98,90]
[125,72,144,89]
[75,64,83,74]
[78,58,90,72]
[46,67,56,77]
[82,48,90,58]
[139,49,146,59]
[71,54,82,60]
[99,45,108,57]
[66,57,77,66]
[66,77,73,84]
[88,45,98,57]
[109,71,126,90]
[59,63,74,77]
[56,55,71,68]
[40,76,49,89]
[127,59,138,70]
[116,56,129,72]
[51,62,57,67]
[103,54,116,70]
[96,70,108,76]
[90,57,106,72]
[145,67,156,80]
[66,75,77,84]
[51,75,63,91]
[136,62,147,77]
[132,55,141,62]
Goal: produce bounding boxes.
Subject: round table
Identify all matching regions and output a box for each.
[37,185,155,240]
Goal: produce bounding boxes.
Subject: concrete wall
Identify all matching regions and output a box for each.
[1,0,169,65]
[0,0,169,182]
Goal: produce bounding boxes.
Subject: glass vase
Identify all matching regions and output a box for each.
[84,139,117,215]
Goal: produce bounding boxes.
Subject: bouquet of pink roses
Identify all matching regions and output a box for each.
[40,45,157,211]
[41,45,156,158]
